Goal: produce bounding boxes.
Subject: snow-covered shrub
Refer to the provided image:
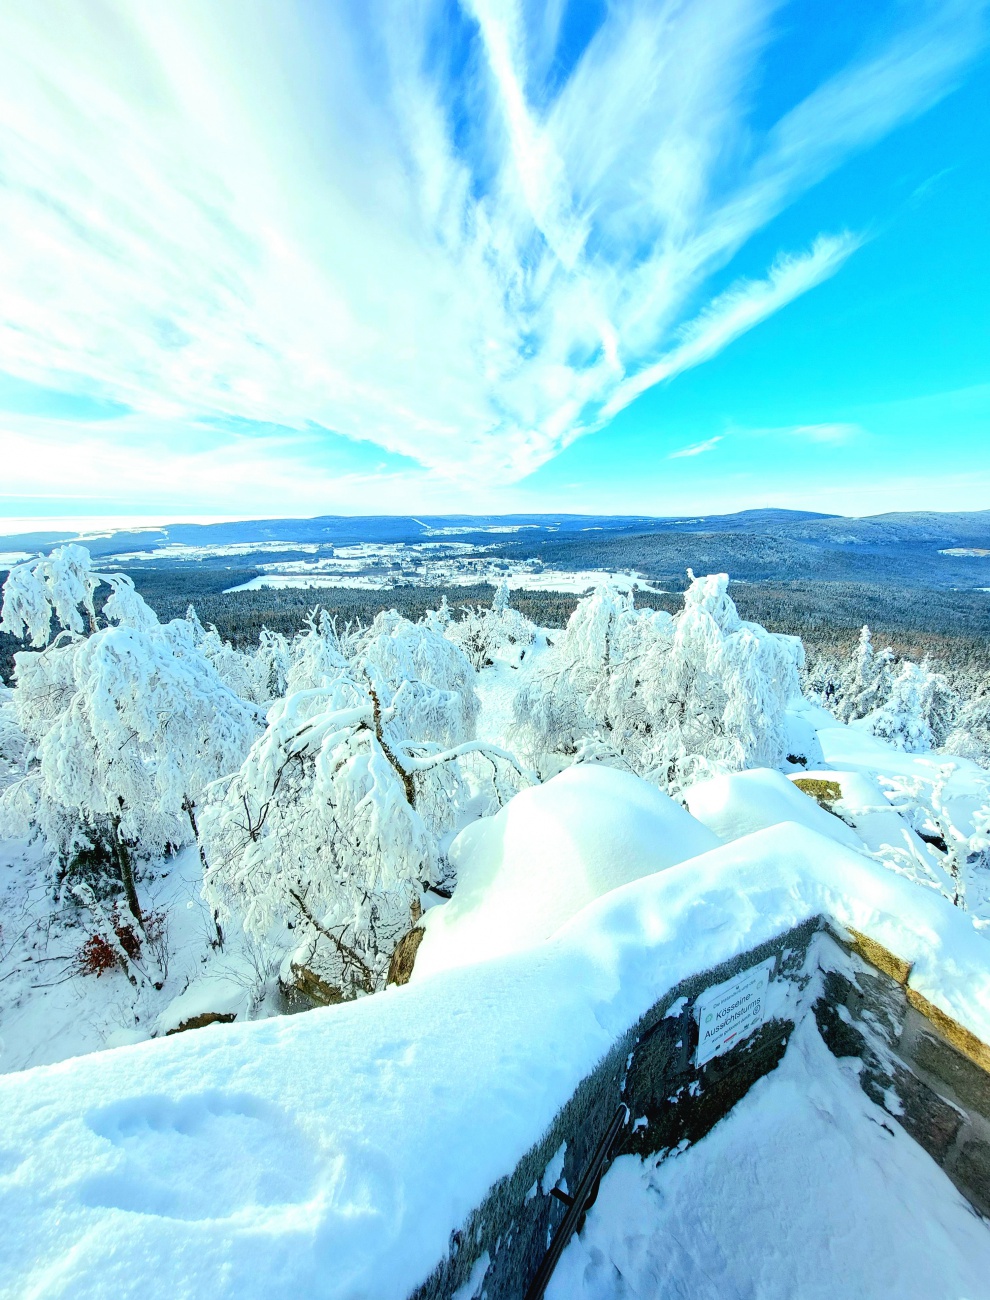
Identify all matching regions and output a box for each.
[514,574,802,790]
[878,767,990,918]
[446,579,536,670]
[0,549,262,923]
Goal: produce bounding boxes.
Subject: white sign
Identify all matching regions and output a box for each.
[694,957,775,1067]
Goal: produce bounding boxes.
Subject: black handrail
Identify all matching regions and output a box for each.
[523,1102,630,1300]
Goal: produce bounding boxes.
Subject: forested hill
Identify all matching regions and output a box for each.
[3,508,990,583]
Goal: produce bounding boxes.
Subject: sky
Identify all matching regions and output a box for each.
[0,0,987,524]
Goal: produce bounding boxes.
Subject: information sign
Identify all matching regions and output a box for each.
[694,957,775,1067]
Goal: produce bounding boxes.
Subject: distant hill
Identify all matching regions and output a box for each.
[2,507,989,588]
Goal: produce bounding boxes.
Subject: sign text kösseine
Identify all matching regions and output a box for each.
[694,957,775,1067]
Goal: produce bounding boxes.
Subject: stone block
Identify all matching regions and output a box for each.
[845,927,912,986]
[953,1137,990,1218]
[905,987,990,1075]
[886,1066,963,1166]
[908,1028,990,1119]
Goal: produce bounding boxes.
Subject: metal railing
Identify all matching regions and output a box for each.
[522,1101,630,1300]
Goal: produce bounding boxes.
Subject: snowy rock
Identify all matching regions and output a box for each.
[412,764,721,980]
[792,768,942,867]
[682,767,863,850]
[782,704,824,767]
[386,927,426,986]
[155,974,252,1037]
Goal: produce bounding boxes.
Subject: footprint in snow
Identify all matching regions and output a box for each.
[78,1090,318,1221]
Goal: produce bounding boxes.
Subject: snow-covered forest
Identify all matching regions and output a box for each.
[0,545,987,1072]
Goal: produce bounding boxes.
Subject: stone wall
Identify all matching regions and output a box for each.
[816,926,990,1218]
[410,918,823,1300]
[409,917,990,1300]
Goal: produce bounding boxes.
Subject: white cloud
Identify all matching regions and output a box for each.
[789,422,863,444]
[669,435,724,459]
[602,234,861,418]
[0,0,983,503]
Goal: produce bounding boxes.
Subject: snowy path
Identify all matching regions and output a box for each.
[547,1019,990,1300]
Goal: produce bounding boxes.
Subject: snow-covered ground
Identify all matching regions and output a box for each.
[0,839,276,1073]
[1,819,988,1299]
[225,545,659,595]
[547,1017,990,1300]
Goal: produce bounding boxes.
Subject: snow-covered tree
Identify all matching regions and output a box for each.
[638,574,803,788]
[0,544,158,647]
[834,626,895,723]
[0,681,26,792]
[446,579,536,670]
[182,605,256,700]
[200,613,529,996]
[801,648,843,710]
[248,626,292,706]
[513,584,646,765]
[945,679,990,769]
[861,659,958,753]
[514,574,803,790]
[352,609,481,746]
[0,549,261,924]
[285,609,351,694]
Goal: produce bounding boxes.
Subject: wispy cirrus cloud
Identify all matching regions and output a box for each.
[789,422,864,444]
[669,436,725,460]
[0,0,984,503]
[602,233,861,419]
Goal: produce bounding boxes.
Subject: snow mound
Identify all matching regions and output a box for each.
[792,768,941,866]
[413,764,720,981]
[155,973,253,1037]
[818,722,985,784]
[782,704,824,768]
[682,767,863,850]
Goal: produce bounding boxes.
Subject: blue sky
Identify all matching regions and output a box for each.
[0,0,987,523]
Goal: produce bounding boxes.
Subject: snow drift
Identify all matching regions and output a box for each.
[682,766,862,850]
[413,764,720,980]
